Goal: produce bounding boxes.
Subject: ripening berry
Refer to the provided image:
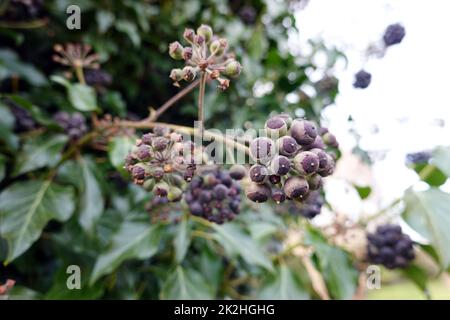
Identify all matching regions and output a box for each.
[182,66,196,82]
[310,148,329,171]
[307,174,322,191]
[290,119,318,146]
[271,189,286,204]
[353,70,371,89]
[170,68,183,82]
[210,38,227,56]
[276,136,298,157]
[141,133,154,145]
[183,28,195,43]
[131,165,146,180]
[322,132,338,148]
[153,125,171,137]
[246,183,271,203]
[296,191,324,218]
[270,155,291,175]
[229,164,246,180]
[383,23,406,47]
[167,187,183,202]
[169,41,184,60]
[197,24,213,43]
[136,145,152,161]
[293,151,320,176]
[283,176,309,199]
[250,137,275,163]
[182,47,193,61]
[152,136,169,151]
[318,153,335,177]
[223,60,242,78]
[277,113,293,127]
[153,181,169,197]
[265,116,288,137]
[302,136,326,151]
[150,167,165,180]
[249,164,269,184]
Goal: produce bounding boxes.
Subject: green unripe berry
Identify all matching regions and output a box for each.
[167,186,183,202]
[197,24,213,43]
[223,60,242,78]
[169,41,184,60]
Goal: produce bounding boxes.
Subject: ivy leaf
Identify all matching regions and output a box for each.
[212,223,274,272]
[7,95,55,126]
[0,179,75,263]
[402,264,428,294]
[258,264,309,299]
[403,188,450,269]
[13,134,68,176]
[174,215,191,263]
[160,266,213,299]
[78,157,104,233]
[69,84,98,112]
[51,76,98,111]
[108,135,135,170]
[90,222,161,284]
[116,20,141,47]
[305,227,358,299]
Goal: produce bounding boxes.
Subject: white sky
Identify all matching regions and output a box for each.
[294,0,450,209]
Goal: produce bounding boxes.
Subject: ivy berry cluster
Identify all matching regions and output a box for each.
[367,224,415,269]
[246,114,337,204]
[125,125,197,202]
[185,169,242,224]
[53,111,87,140]
[168,24,242,90]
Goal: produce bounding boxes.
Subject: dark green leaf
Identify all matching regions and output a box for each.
[258,263,309,299]
[305,227,358,299]
[160,266,213,299]
[0,155,6,182]
[78,157,104,233]
[90,222,161,284]
[174,214,190,263]
[13,134,68,176]
[0,179,75,263]
[213,223,274,272]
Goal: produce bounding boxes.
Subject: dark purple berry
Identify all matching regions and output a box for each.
[246,183,271,203]
[250,137,274,163]
[213,184,228,200]
[229,164,247,180]
[271,189,286,204]
[249,164,269,184]
[283,177,309,199]
[383,23,406,46]
[265,116,287,137]
[270,155,291,175]
[276,136,298,156]
[353,70,371,89]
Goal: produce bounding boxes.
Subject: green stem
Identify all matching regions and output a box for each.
[197,72,207,135]
[74,66,86,85]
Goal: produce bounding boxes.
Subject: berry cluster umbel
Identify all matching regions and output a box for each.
[367,224,415,269]
[246,113,337,204]
[53,111,87,140]
[125,126,197,202]
[185,169,242,224]
[168,25,242,90]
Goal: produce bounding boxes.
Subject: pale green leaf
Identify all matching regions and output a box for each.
[403,188,450,269]
[160,266,213,299]
[258,264,309,299]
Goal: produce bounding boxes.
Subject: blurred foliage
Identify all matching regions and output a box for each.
[0,0,448,300]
